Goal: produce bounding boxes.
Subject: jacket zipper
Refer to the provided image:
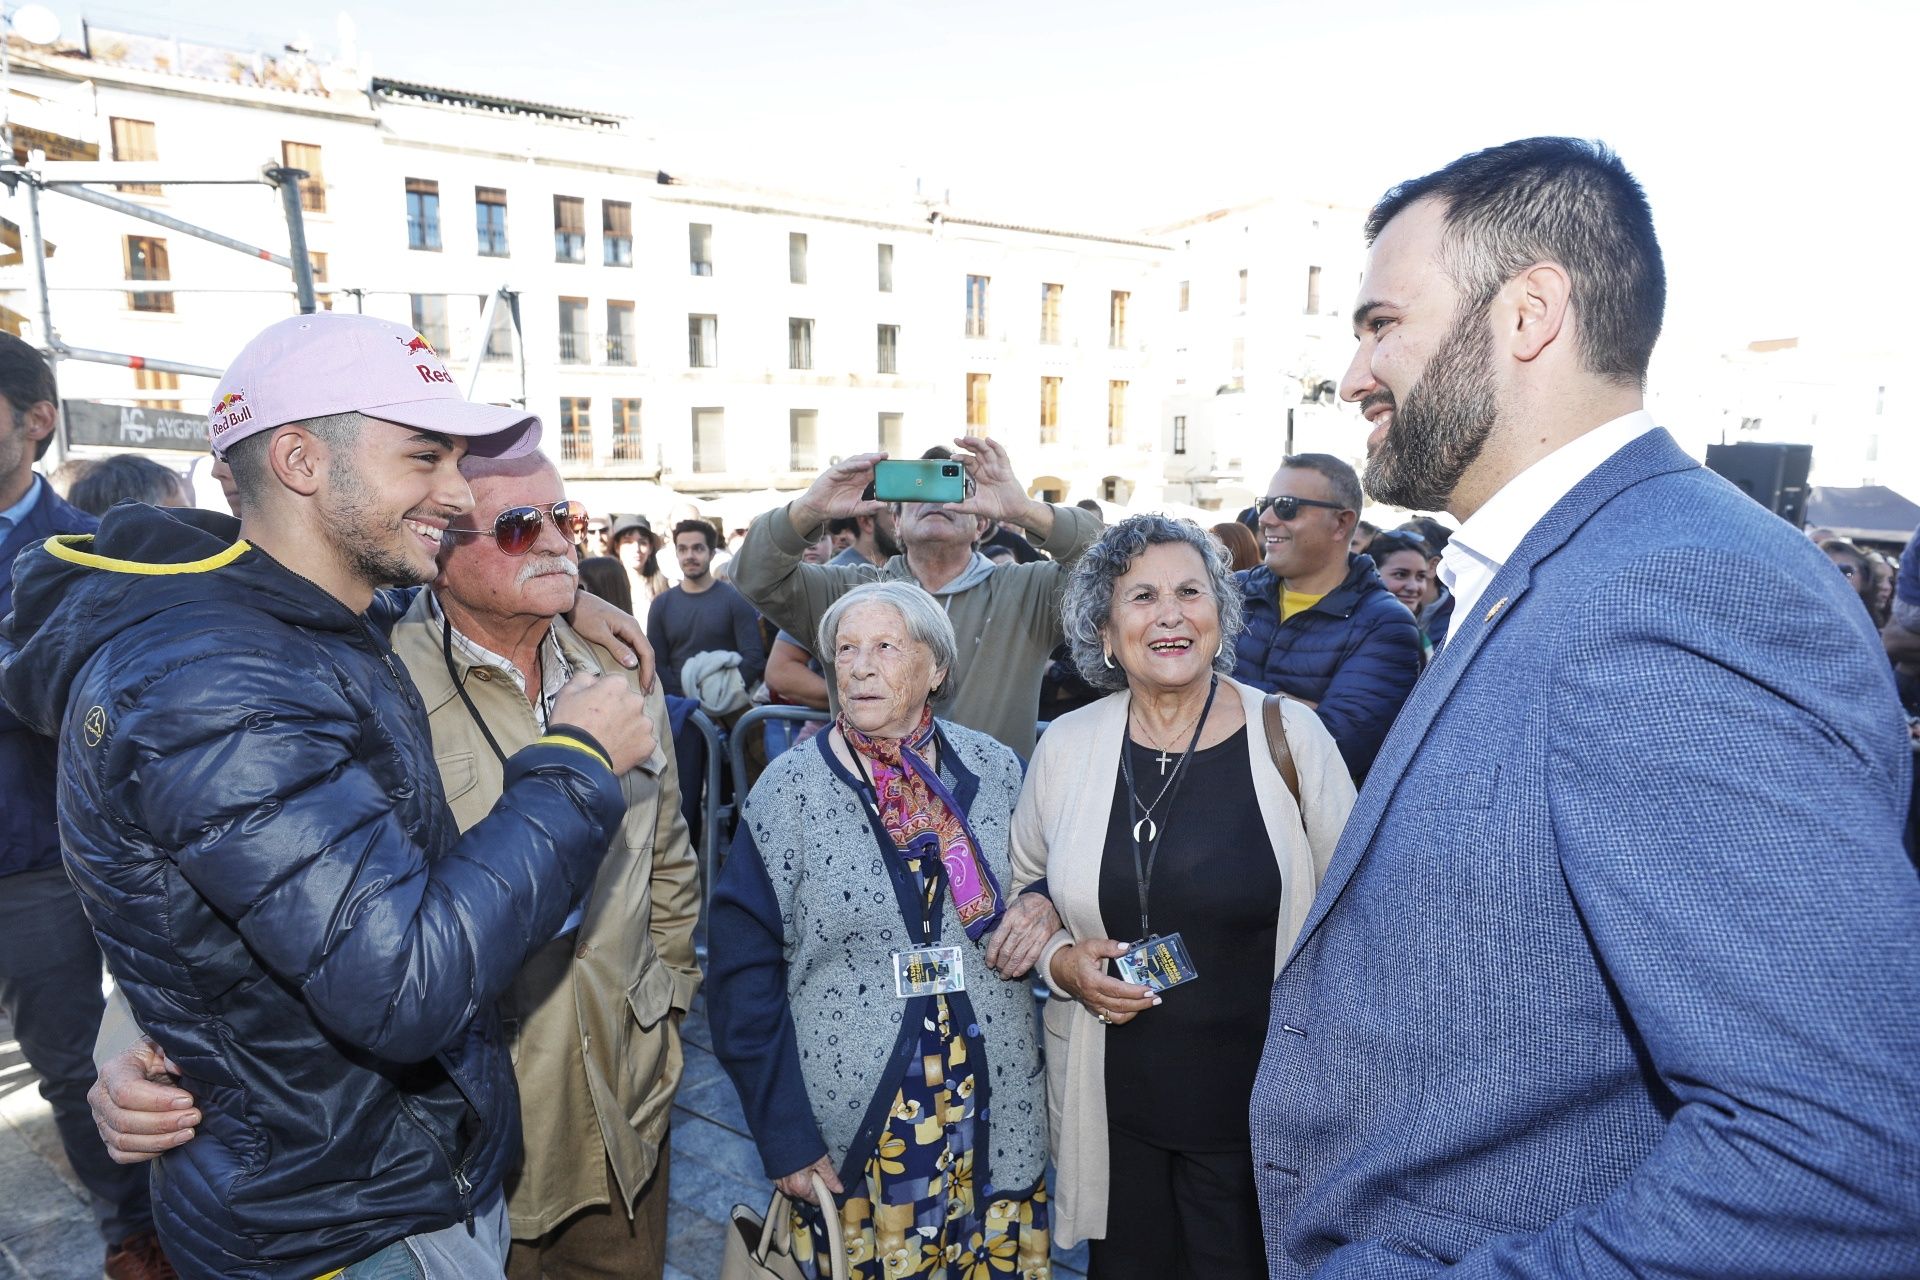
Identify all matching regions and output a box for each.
[395,1094,475,1229]
[361,618,418,709]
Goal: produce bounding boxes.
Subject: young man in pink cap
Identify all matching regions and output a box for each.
[0,313,655,1279]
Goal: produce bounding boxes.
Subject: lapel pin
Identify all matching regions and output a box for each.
[1484,596,1509,622]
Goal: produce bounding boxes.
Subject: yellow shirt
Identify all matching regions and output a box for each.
[1281,588,1326,622]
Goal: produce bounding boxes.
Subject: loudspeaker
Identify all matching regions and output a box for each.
[1705,442,1814,528]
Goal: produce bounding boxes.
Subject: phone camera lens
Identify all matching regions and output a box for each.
[942,465,959,477]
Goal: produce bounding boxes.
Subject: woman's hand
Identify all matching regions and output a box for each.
[982,892,1061,979]
[775,1154,845,1204]
[566,591,656,690]
[1049,939,1160,1026]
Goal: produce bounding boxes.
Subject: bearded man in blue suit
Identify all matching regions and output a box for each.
[1251,137,1920,1277]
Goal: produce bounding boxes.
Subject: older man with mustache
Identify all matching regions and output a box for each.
[400,449,700,1279]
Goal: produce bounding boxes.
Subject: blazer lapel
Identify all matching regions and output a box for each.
[1288,428,1700,956]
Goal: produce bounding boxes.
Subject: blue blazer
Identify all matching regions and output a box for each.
[1,479,96,878]
[1252,429,1920,1277]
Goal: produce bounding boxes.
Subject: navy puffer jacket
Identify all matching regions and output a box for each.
[1231,554,1422,780]
[0,505,626,1280]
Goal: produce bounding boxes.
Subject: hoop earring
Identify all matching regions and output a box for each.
[1103,649,1117,670]
[1217,640,1227,659]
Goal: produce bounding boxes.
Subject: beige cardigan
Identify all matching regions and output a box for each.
[1009,678,1356,1247]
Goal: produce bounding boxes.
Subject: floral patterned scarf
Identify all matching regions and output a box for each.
[840,706,1005,942]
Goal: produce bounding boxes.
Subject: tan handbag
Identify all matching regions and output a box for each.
[721,1171,850,1280]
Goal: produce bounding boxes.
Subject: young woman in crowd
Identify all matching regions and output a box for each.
[1363,531,1437,661]
[1208,520,1261,573]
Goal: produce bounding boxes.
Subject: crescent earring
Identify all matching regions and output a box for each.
[1103,648,1116,670]
[1217,639,1227,659]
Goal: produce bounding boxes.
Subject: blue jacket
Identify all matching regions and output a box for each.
[1252,429,1920,1277]
[1231,555,1421,779]
[0,478,96,879]
[0,504,627,1280]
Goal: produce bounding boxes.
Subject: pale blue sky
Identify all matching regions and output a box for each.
[35,0,1918,354]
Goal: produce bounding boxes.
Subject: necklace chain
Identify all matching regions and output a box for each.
[1125,702,1205,819]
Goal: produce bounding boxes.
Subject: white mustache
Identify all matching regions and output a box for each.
[518,555,579,584]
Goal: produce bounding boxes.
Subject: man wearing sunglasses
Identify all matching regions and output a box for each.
[1231,453,1421,780]
[0,312,659,1280]
[411,455,696,1279]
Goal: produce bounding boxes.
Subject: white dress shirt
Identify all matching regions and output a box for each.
[1439,409,1658,629]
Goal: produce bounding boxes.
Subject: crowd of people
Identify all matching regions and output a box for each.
[0,133,1917,1280]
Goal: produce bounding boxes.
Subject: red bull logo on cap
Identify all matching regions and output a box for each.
[211,390,251,433]
[398,332,454,385]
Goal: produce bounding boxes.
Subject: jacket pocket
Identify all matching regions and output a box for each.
[436,751,478,805]
[626,955,676,1030]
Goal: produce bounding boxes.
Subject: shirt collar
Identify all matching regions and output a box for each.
[0,474,43,532]
[1443,409,1657,580]
[427,591,573,720]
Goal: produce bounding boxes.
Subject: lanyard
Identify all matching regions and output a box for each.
[1118,677,1217,939]
[848,739,946,947]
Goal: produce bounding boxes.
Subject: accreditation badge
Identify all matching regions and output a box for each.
[1115,932,1199,992]
[893,945,966,998]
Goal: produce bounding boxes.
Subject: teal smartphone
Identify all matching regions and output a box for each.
[873,459,967,503]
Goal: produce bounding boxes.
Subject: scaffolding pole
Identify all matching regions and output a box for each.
[0,155,321,460]
[54,346,223,380]
[39,180,295,268]
[263,167,318,313]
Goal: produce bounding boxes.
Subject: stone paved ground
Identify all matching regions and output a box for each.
[1,1000,1088,1280]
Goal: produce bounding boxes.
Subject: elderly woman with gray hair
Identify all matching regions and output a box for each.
[710,579,1061,1280]
[1009,514,1356,1279]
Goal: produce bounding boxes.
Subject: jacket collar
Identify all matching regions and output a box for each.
[1,477,96,562]
[1245,553,1383,620]
[1287,427,1699,958]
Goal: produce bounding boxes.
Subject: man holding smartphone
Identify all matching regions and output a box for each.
[732,436,1100,758]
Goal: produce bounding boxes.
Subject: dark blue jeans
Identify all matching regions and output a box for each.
[0,865,153,1245]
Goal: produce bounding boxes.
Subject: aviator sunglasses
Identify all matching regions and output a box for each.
[1253,494,1351,521]
[444,499,590,556]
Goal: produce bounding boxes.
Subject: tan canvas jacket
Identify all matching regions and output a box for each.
[392,592,701,1238]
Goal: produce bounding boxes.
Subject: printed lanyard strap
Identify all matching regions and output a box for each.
[1118,676,1218,939]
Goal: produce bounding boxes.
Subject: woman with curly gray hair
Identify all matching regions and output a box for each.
[1007,514,1356,1278]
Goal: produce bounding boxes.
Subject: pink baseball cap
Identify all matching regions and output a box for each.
[208,313,541,459]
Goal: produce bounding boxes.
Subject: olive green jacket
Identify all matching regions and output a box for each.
[732,501,1102,757]
[392,592,701,1238]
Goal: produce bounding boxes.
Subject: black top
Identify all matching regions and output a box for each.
[1098,725,1281,1150]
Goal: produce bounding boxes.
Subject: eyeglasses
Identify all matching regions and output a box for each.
[445,499,590,556]
[1253,494,1351,521]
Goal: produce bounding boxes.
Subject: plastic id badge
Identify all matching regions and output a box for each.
[893,945,966,997]
[1115,932,1199,992]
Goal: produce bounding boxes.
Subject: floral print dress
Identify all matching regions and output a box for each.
[789,854,1051,1280]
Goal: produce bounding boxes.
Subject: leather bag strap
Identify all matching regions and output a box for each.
[1262,692,1302,808]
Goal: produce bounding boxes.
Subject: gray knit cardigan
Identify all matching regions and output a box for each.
[731,720,1048,1195]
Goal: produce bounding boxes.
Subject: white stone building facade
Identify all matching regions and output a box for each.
[1,26,1365,514]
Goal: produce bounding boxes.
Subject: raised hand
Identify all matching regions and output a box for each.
[946,436,1053,536]
[788,453,890,532]
[550,672,657,774]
